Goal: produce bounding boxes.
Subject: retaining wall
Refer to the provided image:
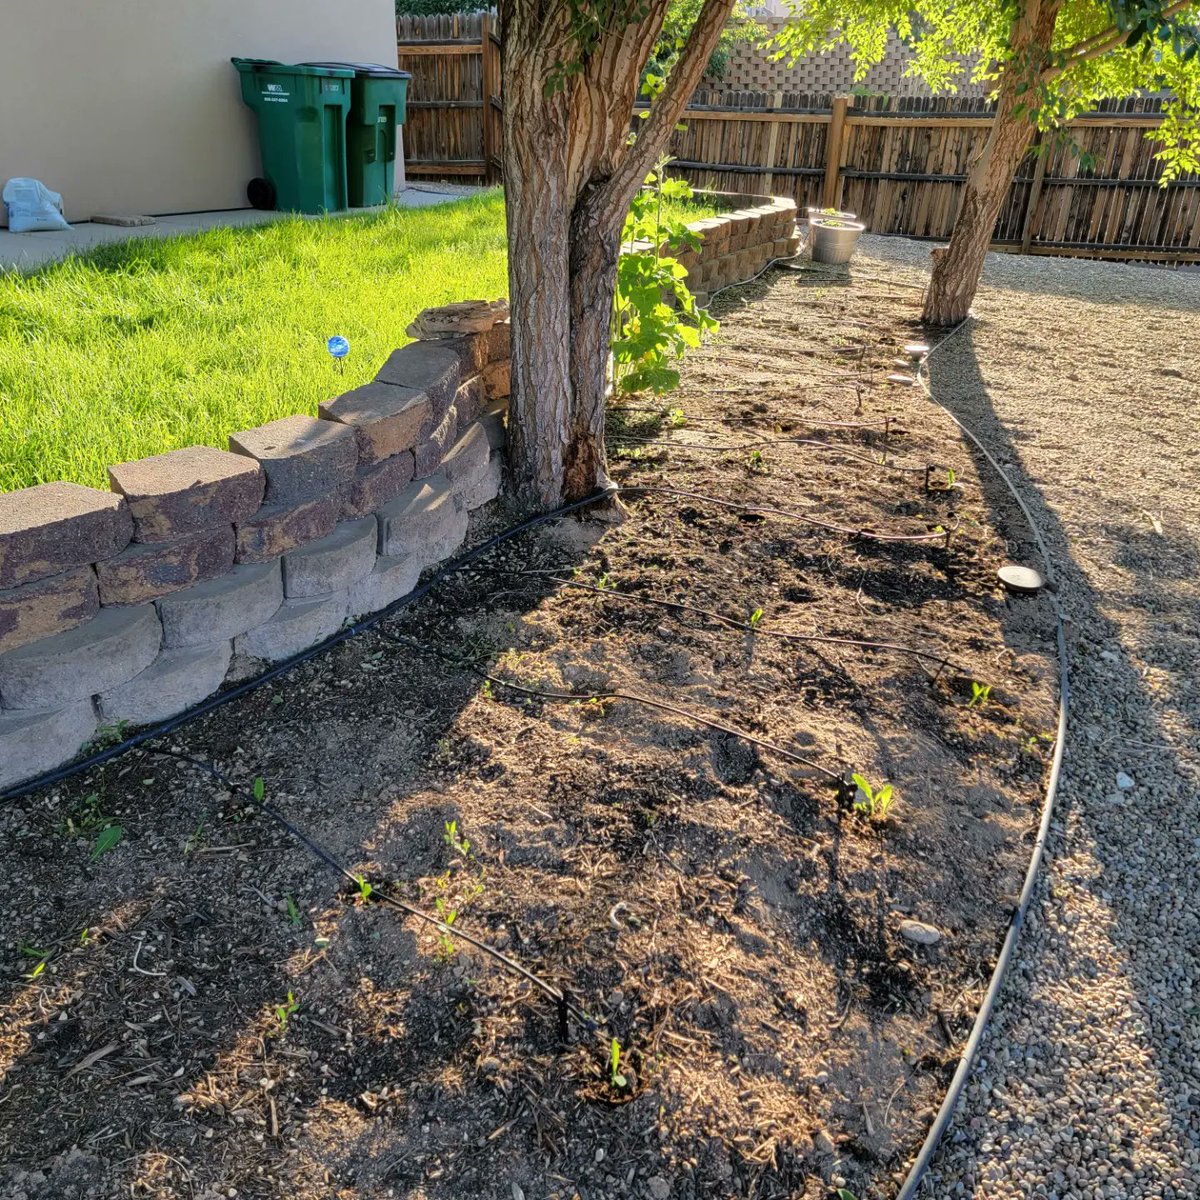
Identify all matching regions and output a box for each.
[671,191,799,303]
[0,300,511,790]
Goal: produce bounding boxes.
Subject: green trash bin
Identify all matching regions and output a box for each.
[231,58,354,214]
[303,62,412,207]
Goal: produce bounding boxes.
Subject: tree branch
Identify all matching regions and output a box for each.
[1044,0,1196,79]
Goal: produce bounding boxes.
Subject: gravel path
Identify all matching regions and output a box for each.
[854,236,1200,1198]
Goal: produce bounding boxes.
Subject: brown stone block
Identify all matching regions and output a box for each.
[482,360,511,401]
[375,342,461,422]
[0,567,98,655]
[341,451,415,519]
[94,526,235,606]
[228,414,357,505]
[319,382,431,468]
[234,495,341,564]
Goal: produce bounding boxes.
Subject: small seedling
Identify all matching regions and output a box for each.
[356,875,373,904]
[60,792,109,837]
[253,776,265,802]
[285,895,301,928]
[272,990,299,1035]
[434,895,457,958]
[90,825,124,861]
[480,679,494,701]
[666,408,686,428]
[596,572,615,591]
[749,608,764,629]
[837,1191,859,1200]
[88,719,131,750]
[609,1038,628,1088]
[443,820,471,859]
[746,449,767,473]
[967,681,992,710]
[851,773,895,820]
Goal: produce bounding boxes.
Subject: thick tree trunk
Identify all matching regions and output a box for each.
[922,0,1061,326]
[499,0,735,507]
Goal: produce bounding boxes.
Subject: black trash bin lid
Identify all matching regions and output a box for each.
[301,61,413,78]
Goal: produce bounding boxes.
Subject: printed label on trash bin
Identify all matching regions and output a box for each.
[262,83,290,103]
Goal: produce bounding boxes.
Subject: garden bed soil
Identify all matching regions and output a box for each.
[0,260,1059,1200]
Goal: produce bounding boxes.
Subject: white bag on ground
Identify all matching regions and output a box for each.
[2,178,70,233]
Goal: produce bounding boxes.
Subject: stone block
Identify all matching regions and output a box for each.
[436,334,489,377]
[235,591,348,663]
[413,403,458,479]
[484,320,510,363]
[229,414,357,504]
[0,567,98,656]
[462,453,503,511]
[96,640,232,727]
[234,494,341,564]
[455,377,485,432]
[157,560,282,649]
[0,603,160,709]
[377,475,466,564]
[773,236,793,258]
[94,526,234,606]
[283,517,377,598]
[348,553,422,618]
[405,299,508,339]
[0,702,97,792]
[319,382,431,468]
[480,405,506,451]
[441,423,491,508]
[375,343,460,422]
[0,482,132,589]
[482,359,511,401]
[340,450,415,519]
[108,446,264,543]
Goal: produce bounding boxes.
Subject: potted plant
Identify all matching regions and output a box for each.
[810,213,866,264]
[805,205,857,223]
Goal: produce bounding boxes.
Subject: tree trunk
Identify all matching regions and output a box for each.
[499,0,735,507]
[922,0,1061,326]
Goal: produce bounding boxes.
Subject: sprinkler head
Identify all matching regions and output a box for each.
[997,564,1046,595]
[904,342,930,359]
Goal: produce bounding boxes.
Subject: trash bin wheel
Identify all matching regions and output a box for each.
[247,177,277,210]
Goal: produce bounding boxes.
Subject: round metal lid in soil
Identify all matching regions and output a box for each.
[998,564,1046,594]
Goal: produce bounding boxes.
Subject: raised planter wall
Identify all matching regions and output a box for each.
[0,302,512,791]
[632,191,800,304]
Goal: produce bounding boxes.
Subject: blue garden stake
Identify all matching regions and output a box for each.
[327,335,349,375]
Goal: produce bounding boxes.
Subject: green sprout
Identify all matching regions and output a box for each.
[356,875,373,904]
[968,681,992,710]
[90,825,124,860]
[272,990,299,1035]
[851,774,895,820]
[749,608,764,629]
[253,776,265,802]
[610,1038,628,1089]
[285,895,301,928]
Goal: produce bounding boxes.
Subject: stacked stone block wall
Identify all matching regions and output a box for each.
[0,300,512,791]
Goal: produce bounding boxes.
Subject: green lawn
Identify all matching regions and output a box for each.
[0,186,722,494]
[0,191,508,492]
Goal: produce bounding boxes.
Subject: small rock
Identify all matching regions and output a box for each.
[595,1148,606,1163]
[511,1184,525,1200]
[899,919,943,946]
[648,1176,671,1200]
[1116,771,1135,791]
[813,1129,836,1155]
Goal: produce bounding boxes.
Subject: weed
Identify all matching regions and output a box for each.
[90,825,124,860]
[355,875,374,904]
[434,893,458,958]
[285,895,301,928]
[253,776,265,802]
[851,773,895,820]
[837,1191,859,1200]
[596,572,616,591]
[444,819,472,859]
[749,607,764,629]
[59,792,109,837]
[184,818,206,855]
[746,448,767,473]
[666,407,687,428]
[88,719,131,750]
[610,1038,628,1088]
[481,679,494,701]
[968,681,992,710]
[271,991,299,1035]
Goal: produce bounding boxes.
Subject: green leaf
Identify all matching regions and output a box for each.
[253,776,265,802]
[90,825,124,860]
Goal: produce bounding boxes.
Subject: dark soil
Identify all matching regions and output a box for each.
[0,260,1059,1200]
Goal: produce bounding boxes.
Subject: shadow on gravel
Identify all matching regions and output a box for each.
[926,324,1200,1184]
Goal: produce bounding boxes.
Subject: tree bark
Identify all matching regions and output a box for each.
[499,0,735,506]
[922,0,1061,326]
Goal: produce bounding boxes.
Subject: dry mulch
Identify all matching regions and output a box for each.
[0,259,1060,1200]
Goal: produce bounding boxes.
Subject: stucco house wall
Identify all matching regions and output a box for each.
[0,0,398,225]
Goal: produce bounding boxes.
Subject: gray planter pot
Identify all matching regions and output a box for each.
[810,218,865,265]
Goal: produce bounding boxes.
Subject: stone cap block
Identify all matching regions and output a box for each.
[405,299,508,339]
[157,560,283,649]
[108,446,264,543]
[0,566,99,656]
[0,482,132,590]
[320,382,431,467]
[0,603,161,710]
[229,414,357,505]
[375,343,461,422]
[94,526,234,607]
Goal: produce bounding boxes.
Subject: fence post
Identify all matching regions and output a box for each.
[762,91,783,194]
[1019,133,1047,254]
[822,94,852,208]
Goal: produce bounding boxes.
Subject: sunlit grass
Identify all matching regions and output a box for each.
[0,190,508,492]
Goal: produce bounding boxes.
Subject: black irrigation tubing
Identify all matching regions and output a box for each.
[370,627,845,785]
[143,746,599,1043]
[894,320,1070,1200]
[510,572,971,676]
[620,484,959,546]
[614,405,896,430]
[0,488,619,805]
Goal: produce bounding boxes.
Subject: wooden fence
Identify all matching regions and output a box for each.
[396,17,1200,263]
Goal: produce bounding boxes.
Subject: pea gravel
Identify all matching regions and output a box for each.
[855,235,1200,1199]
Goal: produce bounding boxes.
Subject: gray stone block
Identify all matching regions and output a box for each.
[413,403,458,479]
[157,560,282,648]
[0,482,132,589]
[94,526,234,606]
[320,382,430,468]
[480,405,507,451]
[0,603,161,709]
[108,446,264,543]
[0,701,97,791]
[235,592,348,663]
[229,414,357,504]
[377,475,460,560]
[461,453,504,512]
[0,567,99,656]
[376,343,460,422]
[455,376,485,433]
[405,299,508,338]
[441,423,491,509]
[283,517,377,598]
[234,494,341,564]
[348,554,422,617]
[96,640,232,726]
[341,450,415,519]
